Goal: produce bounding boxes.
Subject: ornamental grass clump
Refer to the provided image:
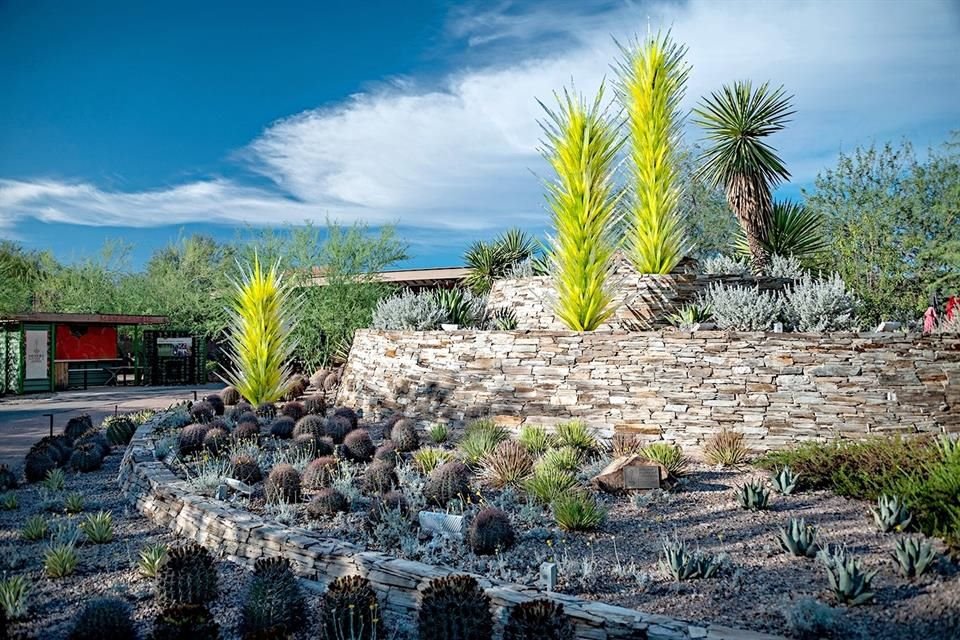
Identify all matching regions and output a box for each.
[639,442,687,477]
[551,491,606,531]
[704,429,750,466]
[524,467,578,505]
[616,31,691,274]
[540,84,622,331]
[518,425,554,456]
[554,420,598,454]
[221,252,299,407]
[458,419,508,466]
[482,440,534,488]
[413,447,454,475]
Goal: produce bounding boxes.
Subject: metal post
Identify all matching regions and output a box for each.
[193,390,198,401]
[43,413,53,437]
[115,405,118,416]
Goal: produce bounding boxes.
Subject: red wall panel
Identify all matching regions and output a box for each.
[55,325,118,361]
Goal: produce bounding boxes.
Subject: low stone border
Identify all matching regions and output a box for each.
[119,413,781,640]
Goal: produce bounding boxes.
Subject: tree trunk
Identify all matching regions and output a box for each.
[727,174,772,274]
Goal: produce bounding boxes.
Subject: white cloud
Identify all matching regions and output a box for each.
[2,0,958,234]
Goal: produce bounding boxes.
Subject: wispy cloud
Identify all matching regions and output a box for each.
[2,0,958,235]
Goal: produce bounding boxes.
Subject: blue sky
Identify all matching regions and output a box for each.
[2,0,958,268]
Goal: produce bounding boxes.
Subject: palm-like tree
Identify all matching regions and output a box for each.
[734,200,826,266]
[693,81,794,273]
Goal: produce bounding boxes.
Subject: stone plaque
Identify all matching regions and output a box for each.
[623,465,661,490]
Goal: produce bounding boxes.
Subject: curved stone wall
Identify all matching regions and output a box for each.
[119,415,775,640]
[338,329,960,450]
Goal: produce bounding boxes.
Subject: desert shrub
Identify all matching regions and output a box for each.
[784,272,857,332]
[319,575,381,640]
[423,460,472,507]
[458,419,508,466]
[551,491,606,531]
[704,430,749,466]
[554,420,597,453]
[242,557,305,638]
[68,597,136,640]
[503,599,574,640]
[343,429,376,463]
[524,467,578,505]
[265,464,301,504]
[700,254,750,275]
[782,597,842,640]
[700,283,783,330]
[483,440,534,488]
[418,574,492,640]
[467,507,515,555]
[768,253,805,279]
[371,289,444,330]
[307,488,349,518]
[518,425,554,456]
[640,442,687,476]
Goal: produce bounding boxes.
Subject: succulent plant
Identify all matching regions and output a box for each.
[255,402,277,420]
[412,447,454,474]
[381,414,403,440]
[333,407,359,430]
[204,394,226,416]
[103,416,136,446]
[503,599,575,640]
[68,597,136,640]
[427,423,449,444]
[282,376,308,401]
[373,441,398,465]
[364,460,398,494]
[343,429,376,463]
[892,536,936,579]
[44,542,79,577]
[366,490,409,532]
[265,463,302,504]
[36,436,71,465]
[524,467,578,505]
[660,536,722,581]
[228,402,254,421]
[518,425,555,456]
[482,440,533,488]
[319,575,381,640]
[610,432,644,458]
[418,574,492,640]
[69,443,104,473]
[302,456,338,490]
[306,487,349,518]
[0,464,17,491]
[817,545,877,605]
[220,386,241,406]
[156,543,218,607]
[871,494,912,533]
[770,466,799,495]
[293,415,325,440]
[75,430,110,457]
[303,394,326,416]
[423,460,472,507]
[152,605,221,640]
[736,479,771,510]
[554,420,598,453]
[230,454,263,484]
[22,514,48,541]
[24,449,57,482]
[232,421,261,442]
[325,415,355,444]
[241,557,305,639]
[137,542,169,578]
[391,419,420,452]
[80,510,114,544]
[178,424,211,457]
[703,429,749,466]
[468,507,515,555]
[638,442,687,477]
[268,416,296,440]
[0,574,30,620]
[189,401,216,424]
[778,517,819,557]
[201,427,229,455]
[64,415,94,441]
[291,433,319,458]
[279,401,306,422]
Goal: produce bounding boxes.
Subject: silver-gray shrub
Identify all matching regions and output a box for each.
[767,254,805,279]
[699,254,750,275]
[371,289,444,330]
[784,272,857,332]
[700,284,783,331]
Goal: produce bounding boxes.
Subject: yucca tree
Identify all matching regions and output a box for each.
[540,84,623,331]
[221,252,299,405]
[734,200,826,266]
[694,81,795,273]
[616,31,691,273]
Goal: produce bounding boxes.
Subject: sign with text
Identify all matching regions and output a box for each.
[623,465,662,490]
[24,330,49,379]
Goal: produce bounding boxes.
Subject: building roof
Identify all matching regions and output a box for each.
[0,313,169,326]
[308,266,469,289]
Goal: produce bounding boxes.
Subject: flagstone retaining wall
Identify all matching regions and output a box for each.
[119,415,778,640]
[338,330,960,450]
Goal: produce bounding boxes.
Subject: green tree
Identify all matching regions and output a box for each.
[31,240,136,314]
[0,241,45,315]
[675,146,739,258]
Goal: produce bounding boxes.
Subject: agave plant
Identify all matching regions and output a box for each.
[871,494,912,533]
[770,465,799,495]
[540,84,623,331]
[221,252,299,405]
[666,303,712,330]
[734,200,826,267]
[818,545,877,606]
[778,517,818,557]
[694,81,795,273]
[616,31,691,274]
[463,228,538,294]
[892,536,936,579]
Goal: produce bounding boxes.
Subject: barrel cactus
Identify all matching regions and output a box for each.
[304,394,326,415]
[157,543,218,607]
[282,376,308,401]
[241,557,305,638]
[34,438,69,465]
[373,441,398,465]
[68,597,136,640]
[392,419,420,452]
[343,429,376,463]
[333,407,359,430]
[104,416,136,446]
[364,460,398,495]
[381,414,403,440]
[291,434,319,458]
[306,487,349,518]
[269,416,296,440]
[366,490,409,532]
[70,443,104,473]
[255,402,277,420]
[293,415,325,440]
[152,605,221,640]
[230,455,263,485]
[423,461,472,507]
[325,415,354,444]
[220,386,241,406]
[178,424,210,457]
[228,402,254,421]
[418,574,492,640]
[75,430,110,458]
[265,464,302,504]
[280,401,306,422]
[468,507,515,555]
[302,456,338,490]
[64,415,93,442]
[319,575,381,640]
[24,449,57,483]
[204,394,225,416]
[203,427,230,455]
[232,420,260,442]
[189,401,216,424]
[503,599,575,640]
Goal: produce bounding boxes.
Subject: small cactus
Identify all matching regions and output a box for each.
[306,487,349,518]
[778,517,819,557]
[24,449,57,482]
[343,429,376,463]
[871,494,912,533]
[203,394,226,416]
[892,536,936,579]
[152,605,221,640]
[232,420,260,442]
[736,479,770,510]
[230,454,262,484]
[391,418,420,452]
[770,466,799,495]
[241,557,305,638]
[319,575,381,640]
[156,543,218,607]
[203,427,230,455]
[280,401,306,422]
[373,441,398,465]
[325,415,354,444]
[418,574,492,640]
[103,416,136,446]
[302,456,338,490]
[220,386,241,405]
[265,463,302,504]
[291,433,319,458]
[468,507,515,555]
[364,460,398,494]
[303,394,326,415]
[423,460,472,507]
[64,414,94,441]
[69,443,104,473]
[227,402,254,421]
[503,599,575,640]
[333,407,359,429]
[268,416,296,440]
[293,415,325,440]
[178,424,211,457]
[189,401,216,424]
[366,490,409,532]
[0,465,16,491]
[68,597,136,640]
[818,545,877,606]
[255,402,277,420]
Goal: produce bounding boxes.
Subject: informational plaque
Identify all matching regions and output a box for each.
[24,330,49,380]
[623,465,661,490]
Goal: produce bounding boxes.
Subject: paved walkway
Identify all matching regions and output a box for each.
[0,384,224,468]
